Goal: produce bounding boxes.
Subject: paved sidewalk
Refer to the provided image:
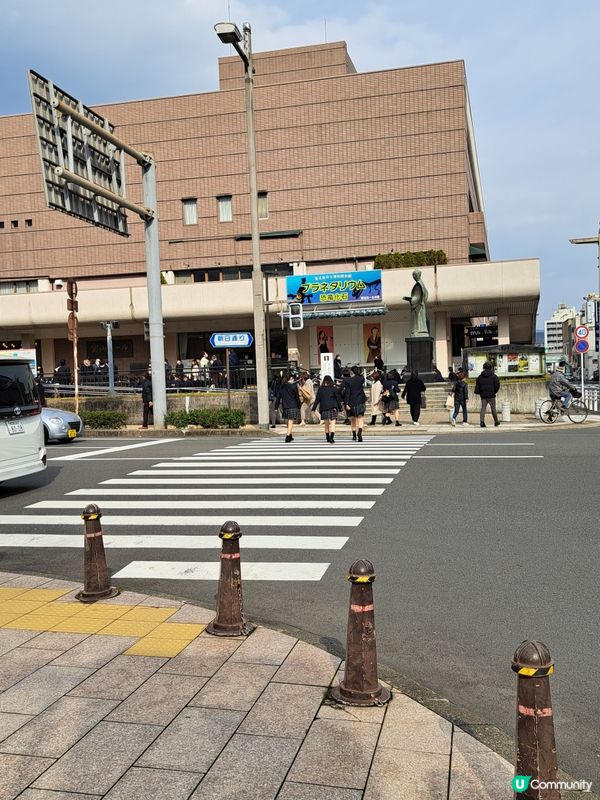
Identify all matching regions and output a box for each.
[84,411,600,438]
[0,572,515,800]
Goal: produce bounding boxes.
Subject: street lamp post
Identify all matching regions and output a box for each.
[215,21,269,429]
[570,222,600,384]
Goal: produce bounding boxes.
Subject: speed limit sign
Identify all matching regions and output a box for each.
[575,324,589,339]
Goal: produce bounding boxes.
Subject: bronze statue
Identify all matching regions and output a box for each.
[403,269,429,337]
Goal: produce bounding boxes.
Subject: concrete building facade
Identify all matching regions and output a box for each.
[0,41,539,376]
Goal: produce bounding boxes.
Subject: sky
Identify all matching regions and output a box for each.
[2,0,599,324]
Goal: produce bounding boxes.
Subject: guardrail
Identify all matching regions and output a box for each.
[584,386,600,414]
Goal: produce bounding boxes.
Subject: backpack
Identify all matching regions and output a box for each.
[300,383,313,403]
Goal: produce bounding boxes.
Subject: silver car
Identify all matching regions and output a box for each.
[41,407,84,444]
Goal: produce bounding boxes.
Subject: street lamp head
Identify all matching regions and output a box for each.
[214,22,243,44]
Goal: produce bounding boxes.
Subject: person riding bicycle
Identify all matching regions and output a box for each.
[548,361,578,409]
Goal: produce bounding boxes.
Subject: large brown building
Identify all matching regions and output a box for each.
[0,41,538,375]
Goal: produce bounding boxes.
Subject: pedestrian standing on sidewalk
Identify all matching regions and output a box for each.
[344,366,368,441]
[277,372,301,442]
[140,372,153,429]
[369,371,383,425]
[299,372,319,425]
[312,375,342,442]
[381,369,402,426]
[401,370,426,425]
[474,361,501,428]
[451,369,469,426]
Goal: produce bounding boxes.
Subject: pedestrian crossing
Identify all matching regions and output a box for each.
[1,436,433,582]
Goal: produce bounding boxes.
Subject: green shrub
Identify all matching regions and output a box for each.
[164,408,246,429]
[374,249,448,270]
[80,410,128,429]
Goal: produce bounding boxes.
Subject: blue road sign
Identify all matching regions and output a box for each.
[209,332,253,348]
[574,338,589,354]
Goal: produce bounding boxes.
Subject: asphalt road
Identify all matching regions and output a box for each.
[0,428,598,787]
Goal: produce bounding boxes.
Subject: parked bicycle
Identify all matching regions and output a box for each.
[539,391,588,424]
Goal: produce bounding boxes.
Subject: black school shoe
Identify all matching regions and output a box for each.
[357,430,363,442]
[285,434,293,442]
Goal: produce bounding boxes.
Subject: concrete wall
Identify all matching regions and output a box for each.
[46,391,257,425]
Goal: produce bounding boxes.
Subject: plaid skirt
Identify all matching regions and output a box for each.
[282,407,301,421]
[320,408,338,420]
[383,398,399,411]
[347,403,366,417]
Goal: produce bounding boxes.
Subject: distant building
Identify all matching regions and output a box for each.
[544,304,577,365]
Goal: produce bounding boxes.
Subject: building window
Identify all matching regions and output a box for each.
[258,192,268,220]
[182,199,198,225]
[0,280,38,295]
[11,220,18,229]
[0,221,4,229]
[25,219,33,227]
[217,195,232,223]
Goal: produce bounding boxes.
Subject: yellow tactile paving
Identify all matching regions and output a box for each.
[99,620,162,637]
[0,592,202,656]
[0,600,49,614]
[16,588,72,601]
[0,612,30,625]
[4,617,65,631]
[119,607,177,622]
[50,618,112,634]
[70,604,135,619]
[148,623,206,640]
[124,638,193,657]
[0,588,30,600]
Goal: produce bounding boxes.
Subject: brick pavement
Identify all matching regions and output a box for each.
[0,572,515,799]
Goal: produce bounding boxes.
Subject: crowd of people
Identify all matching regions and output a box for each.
[266,358,513,438]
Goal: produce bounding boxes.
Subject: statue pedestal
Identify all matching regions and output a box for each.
[405,336,434,378]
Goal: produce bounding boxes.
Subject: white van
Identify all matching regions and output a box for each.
[0,358,46,482]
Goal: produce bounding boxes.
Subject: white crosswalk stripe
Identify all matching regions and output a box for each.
[1,435,432,581]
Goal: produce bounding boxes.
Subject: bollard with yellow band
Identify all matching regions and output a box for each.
[75,504,119,602]
[512,640,559,800]
[206,521,255,637]
[330,559,391,707]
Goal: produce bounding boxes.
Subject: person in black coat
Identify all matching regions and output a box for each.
[381,369,402,426]
[140,373,153,429]
[343,366,368,441]
[277,372,301,442]
[373,354,385,374]
[474,361,500,427]
[401,370,426,425]
[450,370,469,425]
[312,375,342,443]
[333,354,343,381]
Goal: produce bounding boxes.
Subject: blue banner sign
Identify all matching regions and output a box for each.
[209,332,253,348]
[286,270,382,305]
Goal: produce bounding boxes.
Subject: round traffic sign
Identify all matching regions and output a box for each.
[575,324,589,339]
[575,339,590,354]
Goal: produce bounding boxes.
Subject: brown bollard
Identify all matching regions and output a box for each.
[512,641,559,799]
[75,504,119,603]
[206,521,255,637]
[330,559,391,706]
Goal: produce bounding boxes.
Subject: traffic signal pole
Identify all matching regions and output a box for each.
[142,158,167,429]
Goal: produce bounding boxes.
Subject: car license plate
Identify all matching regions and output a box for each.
[7,421,25,435]
[67,429,77,438]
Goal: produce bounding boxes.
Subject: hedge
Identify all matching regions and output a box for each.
[79,410,128,429]
[374,249,448,270]
[164,408,246,429]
